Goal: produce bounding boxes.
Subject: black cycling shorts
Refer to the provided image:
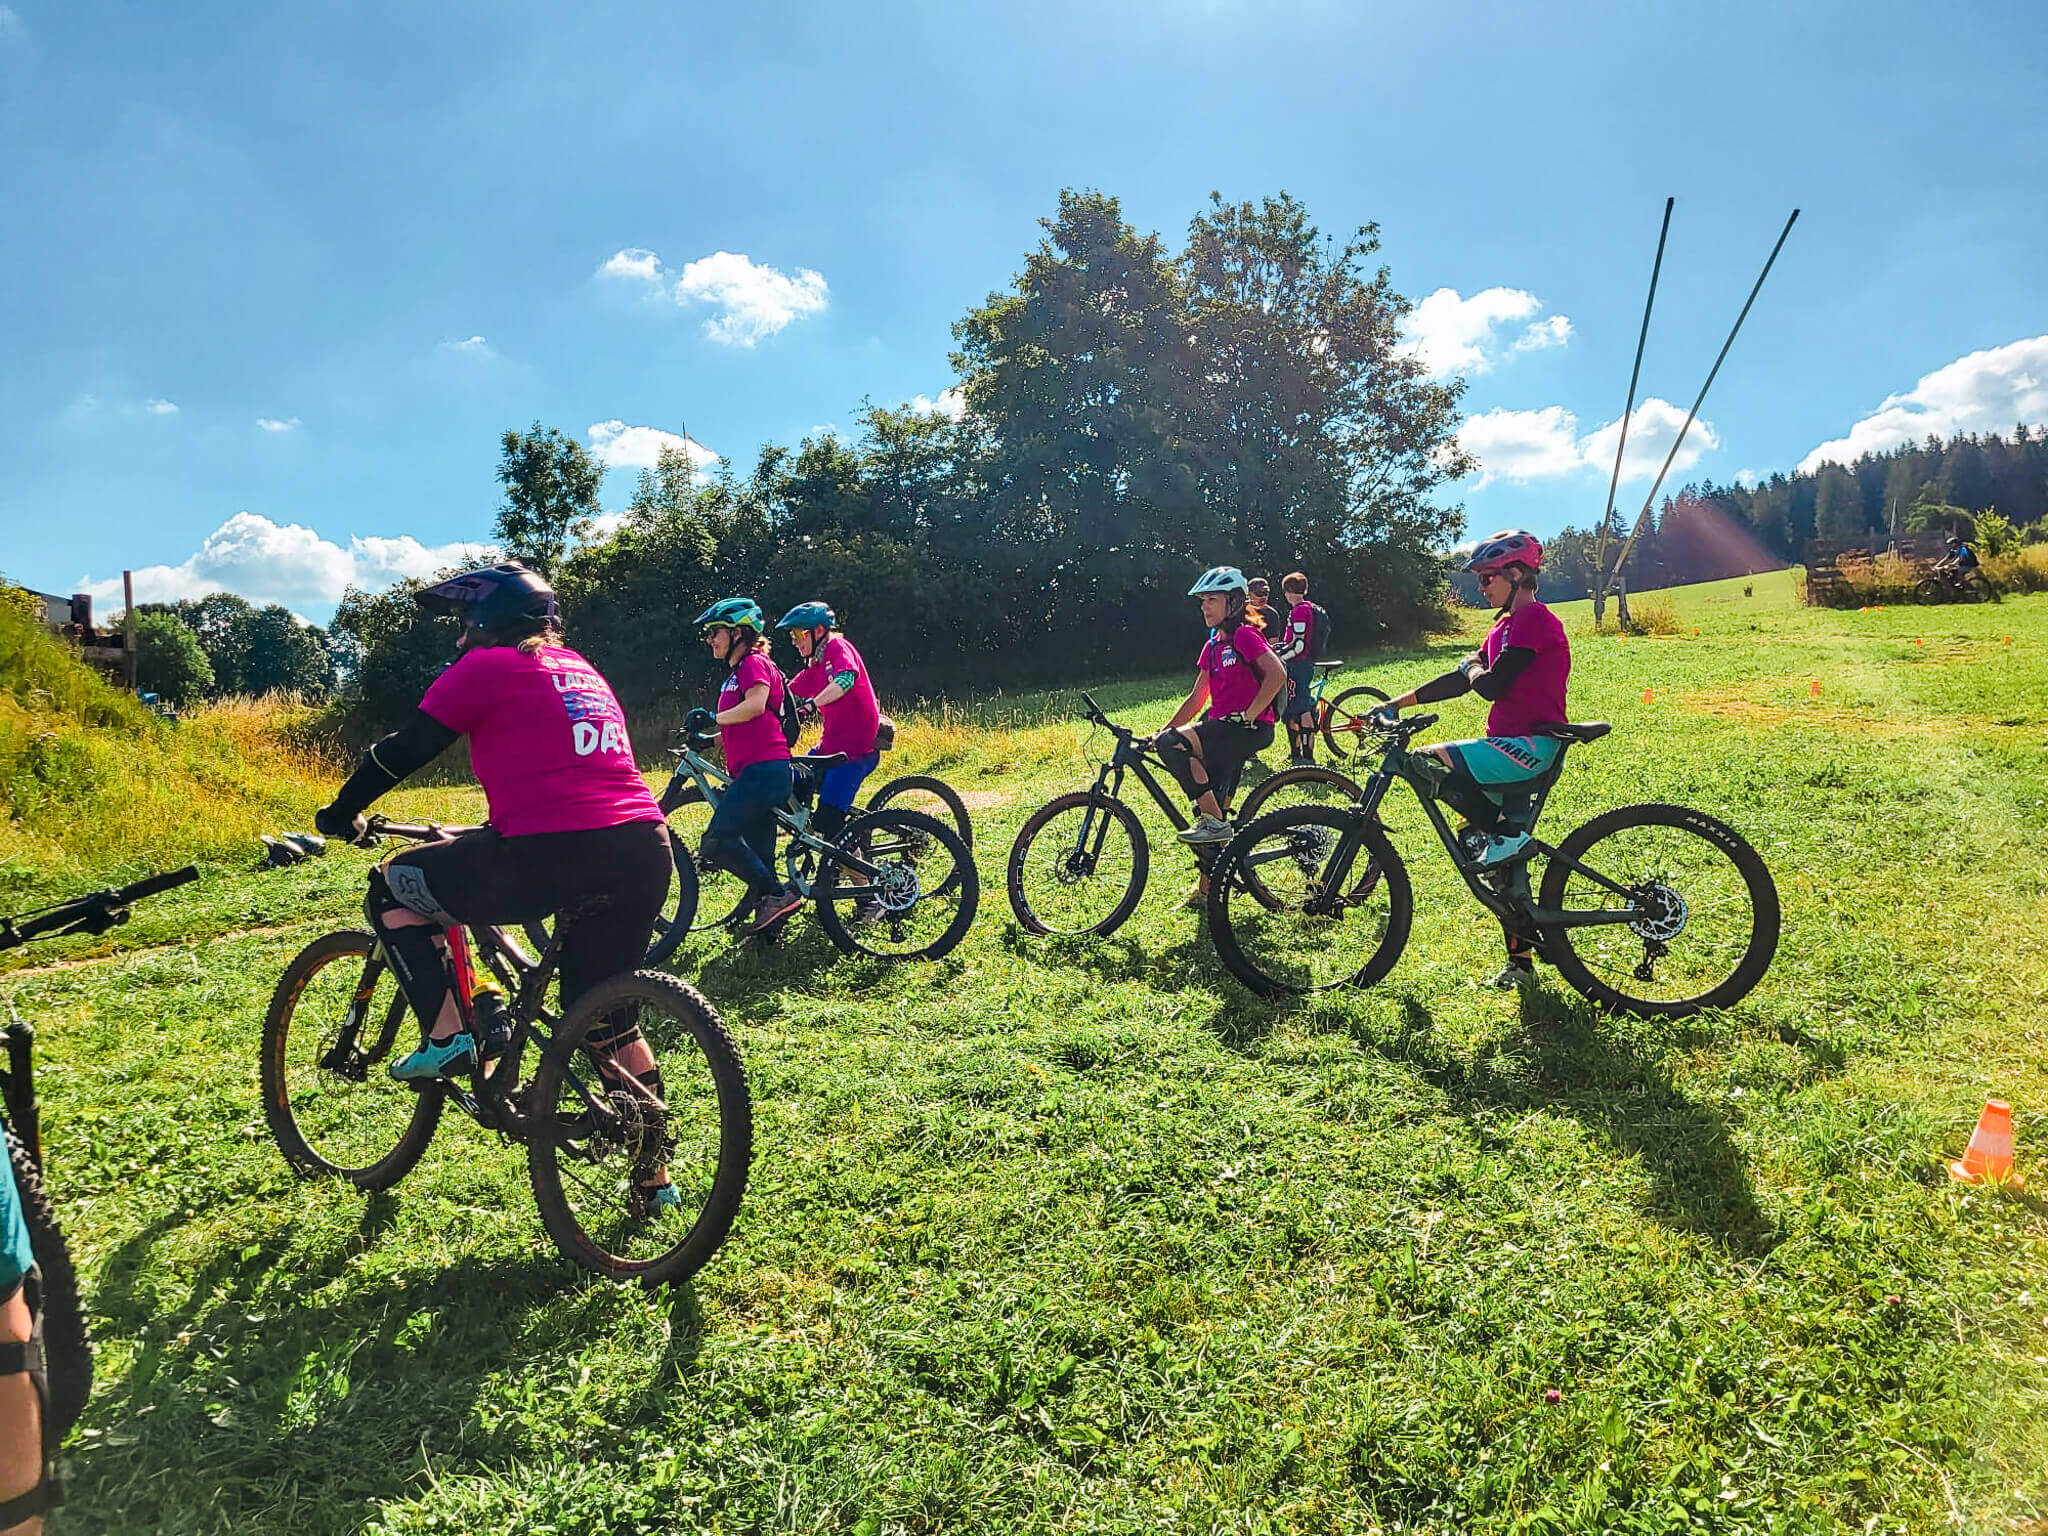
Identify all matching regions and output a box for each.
[1162,718,1274,810]
[383,819,671,1007]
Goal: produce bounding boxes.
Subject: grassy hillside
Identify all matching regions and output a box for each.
[5,588,2046,1533]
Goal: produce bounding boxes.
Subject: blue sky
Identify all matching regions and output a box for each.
[4,0,2045,619]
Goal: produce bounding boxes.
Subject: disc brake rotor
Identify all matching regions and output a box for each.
[875,861,922,913]
[1628,880,1689,942]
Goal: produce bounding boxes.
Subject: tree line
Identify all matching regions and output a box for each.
[1500,425,2048,606]
[326,188,1475,743]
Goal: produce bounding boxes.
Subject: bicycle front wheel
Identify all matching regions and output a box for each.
[815,809,980,960]
[1321,685,1390,761]
[260,930,443,1190]
[1207,807,1412,996]
[1237,764,1361,820]
[1537,802,1780,1017]
[1007,792,1149,937]
[526,970,751,1286]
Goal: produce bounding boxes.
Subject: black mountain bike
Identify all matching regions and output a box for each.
[261,819,751,1286]
[1914,564,1998,604]
[1,867,198,1460]
[1205,713,1780,1015]
[1007,692,1361,937]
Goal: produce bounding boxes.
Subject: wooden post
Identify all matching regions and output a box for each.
[122,569,138,691]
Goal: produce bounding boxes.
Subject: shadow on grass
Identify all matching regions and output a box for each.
[75,1196,706,1530]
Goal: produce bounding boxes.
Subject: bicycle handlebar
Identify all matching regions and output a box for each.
[0,864,200,951]
[364,816,484,844]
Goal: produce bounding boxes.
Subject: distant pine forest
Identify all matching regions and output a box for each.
[1503,424,2047,604]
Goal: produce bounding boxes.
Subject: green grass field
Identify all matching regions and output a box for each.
[5,576,2046,1533]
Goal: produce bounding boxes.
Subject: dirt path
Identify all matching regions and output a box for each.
[1,920,324,980]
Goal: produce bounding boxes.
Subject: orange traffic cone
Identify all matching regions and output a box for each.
[1641,688,1654,704]
[1809,680,1820,697]
[1950,1099,2024,1187]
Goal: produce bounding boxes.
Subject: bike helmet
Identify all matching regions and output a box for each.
[1463,530,1543,577]
[776,601,836,631]
[1188,566,1250,596]
[417,561,559,641]
[694,597,765,633]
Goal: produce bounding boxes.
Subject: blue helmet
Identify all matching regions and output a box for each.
[776,601,836,631]
[693,597,765,633]
[1188,565,1249,597]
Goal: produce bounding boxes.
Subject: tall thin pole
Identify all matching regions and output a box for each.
[1593,196,1674,625]
[122,569,138,691]
[1605,208,1800,590]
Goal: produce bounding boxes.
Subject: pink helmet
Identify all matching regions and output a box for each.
[1464,529,1542,577]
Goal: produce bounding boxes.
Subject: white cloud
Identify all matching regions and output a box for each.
[0,6,28,52]
[1456,397,1718,489]
[1400,287,1572,379]
[76,513,484,619]
[599,246,830,347]
[143,397,179,415]
[585,419,721,475]
[256,415,301,433]
[1735,468,1760,489]
[907,387,967,418]
[435,335,495,358]
[1510,315,1573,356]
[63,392,179,423]
[1798,335,2048,473]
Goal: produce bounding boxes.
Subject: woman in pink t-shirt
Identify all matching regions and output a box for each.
[776,601,882,844]
[693,598,800,935]
[314,563,685,1207]
[1154,566,1287,903]
[1373,529,1573,990]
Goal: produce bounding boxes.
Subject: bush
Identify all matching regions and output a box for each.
[1975,511,2019,558]
[134,612,216,706]
[1621,595,1681,636]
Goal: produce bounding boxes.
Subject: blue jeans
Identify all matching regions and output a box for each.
[703,760,794,900]
[814,750,879,812]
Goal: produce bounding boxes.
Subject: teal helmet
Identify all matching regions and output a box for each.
[1188,565,1249,597]
[694,597,764,634]
[776,601,836,631]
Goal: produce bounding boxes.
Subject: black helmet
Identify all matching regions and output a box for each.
[418,561,559,641]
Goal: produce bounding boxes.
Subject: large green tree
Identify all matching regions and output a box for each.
[495,424,603,575]
[133,612,215,706]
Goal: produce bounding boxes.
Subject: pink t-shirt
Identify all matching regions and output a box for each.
[1199,622,1278,722]
[788,634,881,757]
[419,644,662,837]
[1481,601,1571,737]
[717,651,791,775]
[1286,601,1315,658]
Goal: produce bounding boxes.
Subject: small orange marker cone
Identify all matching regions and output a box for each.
[1810,680,1820,697]
[1914,638,1923,647]
[1950,1099,2024,1188]
[1642,688,1654,703]
[2006,636,2013,645]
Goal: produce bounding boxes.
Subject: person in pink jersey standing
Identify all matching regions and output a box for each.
[1370,530,1573,989]
[693,598,802,936]
[314,563,685,1205]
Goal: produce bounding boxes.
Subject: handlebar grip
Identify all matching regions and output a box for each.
[1409,712,1439,731]
[117,866,199,904]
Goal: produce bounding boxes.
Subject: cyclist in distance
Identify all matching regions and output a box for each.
[777,601,881,842]
[1938,530,1980,573]
[312,563,680,1190]
[1156,566,1288,903]
[1369,530,1572,990]
[694,599,802,935]
[1271,570,1320,766]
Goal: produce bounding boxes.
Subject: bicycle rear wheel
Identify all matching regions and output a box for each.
[1237,764,1361,820]
[1207,806,1412,996]
[526,971,751,1286]
[865,775,973,897]
[815,809,980,960]
[1007,792,1148,937]
[260,930,443,1190]
[1537,802,1780,1017]
[5,1123,91,1439]
[1321,685,1390,761]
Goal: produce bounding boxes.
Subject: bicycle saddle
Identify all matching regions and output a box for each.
[1313,659,1343,669]
[1539,721,1612,743]
[796,752,849,772]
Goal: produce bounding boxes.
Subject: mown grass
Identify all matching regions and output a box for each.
[3,580,2046,1532]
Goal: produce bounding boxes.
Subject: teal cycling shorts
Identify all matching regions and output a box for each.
[0,1126,33,1296]
[1438,734,1562,788]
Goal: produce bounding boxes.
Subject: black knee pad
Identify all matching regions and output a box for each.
[365,869,454,1031]
[811,801,849,841]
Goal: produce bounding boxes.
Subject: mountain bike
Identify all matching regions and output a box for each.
[1914,564,1998,604]
[261,819,751,1285]
[1289,662,1391,763]
[611,717,979,962]
[1007,692,1362,937]
[1,867,198,1471]
[1204,713,1779,1016]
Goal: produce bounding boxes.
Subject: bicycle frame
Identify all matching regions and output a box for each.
[1064,693,1238,876]
[661,742,894,901]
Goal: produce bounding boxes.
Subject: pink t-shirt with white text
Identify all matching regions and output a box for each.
[718,651,791,775]
[788,634,881,757]
[1199,622,1278,723]
[419,644,662,837]
[1480,601,1570,737]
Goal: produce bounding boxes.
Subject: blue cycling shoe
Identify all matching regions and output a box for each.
[390,1032,478,1082]
[640,1181,684,1215]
